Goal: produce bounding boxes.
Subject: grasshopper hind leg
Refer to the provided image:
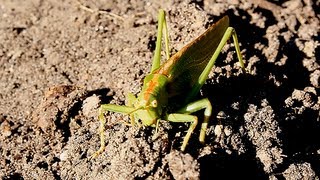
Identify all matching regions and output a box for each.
[151,9,170,73]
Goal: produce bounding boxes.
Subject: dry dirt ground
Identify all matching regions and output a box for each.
[1,0,320,179]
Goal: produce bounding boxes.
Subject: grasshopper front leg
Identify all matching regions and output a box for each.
[91,103,135,158]
[127,92,139,126]
[167,98,212,151]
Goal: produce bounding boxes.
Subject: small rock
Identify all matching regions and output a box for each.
[1,120,12,137]
[82,95,100,118]
[214,125,223,137]
[60,150,69,161]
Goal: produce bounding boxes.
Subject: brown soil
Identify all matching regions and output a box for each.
[1,0,319,179]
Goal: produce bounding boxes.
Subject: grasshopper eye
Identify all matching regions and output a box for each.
[151,100,158,107]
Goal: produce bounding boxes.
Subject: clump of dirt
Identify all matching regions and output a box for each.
[1,0,319,179]
[283,162,318,180]
[244,100,284,173]
[32,85,88,133]
[166,150,200,180]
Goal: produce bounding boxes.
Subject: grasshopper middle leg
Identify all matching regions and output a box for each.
[167,98,212,151]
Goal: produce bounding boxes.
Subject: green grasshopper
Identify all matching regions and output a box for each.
[93,9,245,157]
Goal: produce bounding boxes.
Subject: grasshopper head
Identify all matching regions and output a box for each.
[133,95,160,126]
[132,73,168,126]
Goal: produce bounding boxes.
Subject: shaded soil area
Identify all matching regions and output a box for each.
[1,0,319,179]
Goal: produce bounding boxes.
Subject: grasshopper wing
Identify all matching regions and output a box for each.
[154,16,229,100]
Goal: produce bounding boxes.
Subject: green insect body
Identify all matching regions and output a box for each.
[92,9,245,157]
